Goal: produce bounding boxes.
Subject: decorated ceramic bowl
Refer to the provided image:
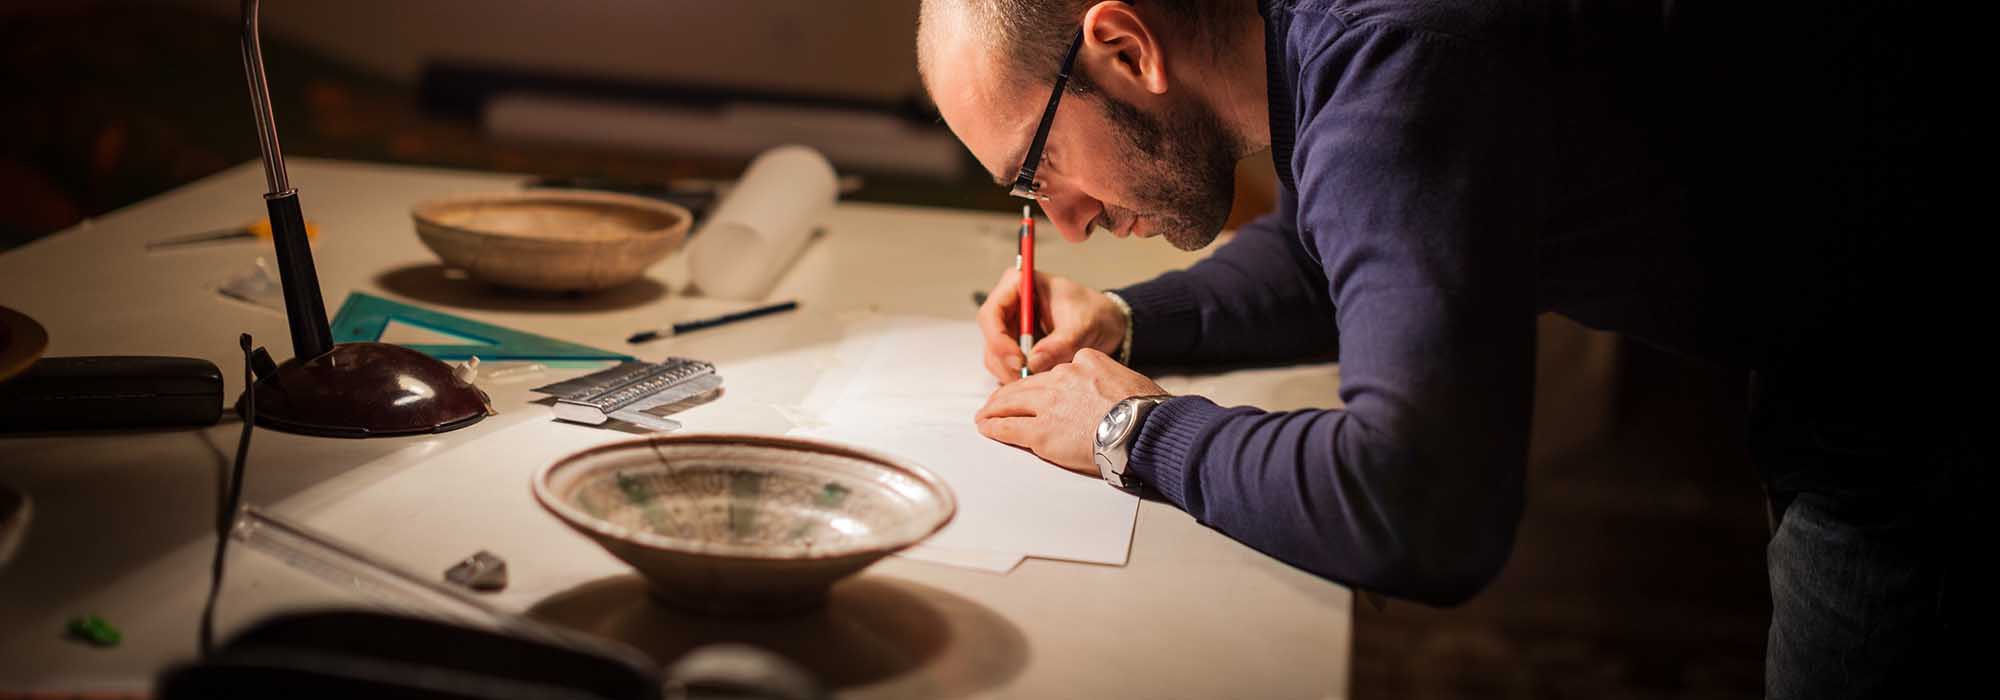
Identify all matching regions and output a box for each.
[412,190,690,292]
[532,434,955,615]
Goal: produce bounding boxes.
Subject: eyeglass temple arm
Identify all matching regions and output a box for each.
[1013,28,1088,195]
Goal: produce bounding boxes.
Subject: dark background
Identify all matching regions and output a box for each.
[1,3,1771,697]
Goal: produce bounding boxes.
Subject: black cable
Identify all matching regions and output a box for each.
[200,334,257,656]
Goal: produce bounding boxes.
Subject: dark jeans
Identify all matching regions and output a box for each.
[1751,370,1985,699]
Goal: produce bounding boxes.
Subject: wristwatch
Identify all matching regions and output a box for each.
[1094,394,1173,491]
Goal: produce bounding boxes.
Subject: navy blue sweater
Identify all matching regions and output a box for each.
[1115,0,1965,604]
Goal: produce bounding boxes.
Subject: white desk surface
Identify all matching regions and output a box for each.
[0,159,1351,698]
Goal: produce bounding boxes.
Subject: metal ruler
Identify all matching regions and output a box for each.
[531,358,720,431]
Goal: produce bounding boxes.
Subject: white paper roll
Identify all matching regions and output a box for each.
[685,145,837,300]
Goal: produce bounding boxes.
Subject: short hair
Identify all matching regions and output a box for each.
[919,0,1237,94]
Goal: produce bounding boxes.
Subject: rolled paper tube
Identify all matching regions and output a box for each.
[685,145,838,300]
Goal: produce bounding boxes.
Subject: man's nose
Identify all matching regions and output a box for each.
[1040,192,1097,243]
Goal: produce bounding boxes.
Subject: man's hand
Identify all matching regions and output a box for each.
[977,269,1129,384]
[975,348,1166,474]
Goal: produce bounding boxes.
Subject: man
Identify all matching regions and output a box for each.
[917,1,1978,696]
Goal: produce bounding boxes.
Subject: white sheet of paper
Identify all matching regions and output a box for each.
[900,544,1025,574]
[792,316,1139,568]
[797,316,994,422]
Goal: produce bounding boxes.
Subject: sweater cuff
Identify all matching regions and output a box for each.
[1111,273,1203,364]
[1128,395,1229,510]
[1101,290,1136,364]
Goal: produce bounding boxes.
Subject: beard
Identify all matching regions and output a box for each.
[1092,90,1241,251]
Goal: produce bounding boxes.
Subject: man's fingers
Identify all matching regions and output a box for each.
[977,269,1020,337]
[1027,331,1083,373]
[1032,273,1056,334]
[976,415,1037,449]
[976,379,1048,420]
[1073,347,1112,366]
[978,269,1027,370]
[983,348,1020,385]
[986,326,1026,371]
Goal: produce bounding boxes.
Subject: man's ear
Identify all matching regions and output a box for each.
[1081,2,1169,95]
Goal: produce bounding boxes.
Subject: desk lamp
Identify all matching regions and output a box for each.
[234,0,489,437]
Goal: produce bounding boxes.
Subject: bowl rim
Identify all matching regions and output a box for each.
[530,432,958,562]
[411,190,693,241]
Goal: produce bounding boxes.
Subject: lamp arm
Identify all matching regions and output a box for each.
[239,0,334,360]
[240,0,287,195]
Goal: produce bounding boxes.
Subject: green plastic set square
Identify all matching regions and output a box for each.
[330,291,631,365]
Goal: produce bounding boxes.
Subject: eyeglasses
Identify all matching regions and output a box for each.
[1008,28,1087,201]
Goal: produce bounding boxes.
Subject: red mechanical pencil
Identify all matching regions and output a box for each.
[1017,204,1036,378]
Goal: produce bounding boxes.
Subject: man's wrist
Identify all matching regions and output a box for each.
[1102,290,1135,364]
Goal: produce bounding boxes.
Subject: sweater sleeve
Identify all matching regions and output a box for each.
[1111,184,1339,365]
[1127,24,1544,605]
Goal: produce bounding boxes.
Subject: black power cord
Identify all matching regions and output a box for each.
[199,334,257,656]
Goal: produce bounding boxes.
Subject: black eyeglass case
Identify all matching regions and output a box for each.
[0,355,224,432]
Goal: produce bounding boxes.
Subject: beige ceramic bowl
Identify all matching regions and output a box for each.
[412,191,690,292]
[533,434,955,616]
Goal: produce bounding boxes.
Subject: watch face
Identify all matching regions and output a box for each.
[1097,402,1132,447]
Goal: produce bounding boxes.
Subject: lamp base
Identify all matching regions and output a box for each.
[240,342,491,438]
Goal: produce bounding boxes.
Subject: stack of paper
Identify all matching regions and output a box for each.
[791,317,1139,573]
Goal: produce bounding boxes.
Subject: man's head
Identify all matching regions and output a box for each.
[917,0,1258,251]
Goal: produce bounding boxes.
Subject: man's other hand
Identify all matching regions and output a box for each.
[976,269,1129,384]
[975,348,1166,474]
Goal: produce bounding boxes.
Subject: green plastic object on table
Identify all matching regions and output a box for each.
[66,614,121,647]
[329,292,631,363]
